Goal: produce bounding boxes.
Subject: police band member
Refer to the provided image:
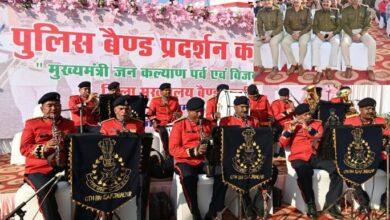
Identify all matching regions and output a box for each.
[330,86,357,116]
[108,81,121,95]
[220,96,279,218]
[271,88,295,156]
[20,92,76,220]
[312,0,342,83]
[282,0,312,76]
[279,104,344,218]
[341,0,376,81]
[344,98,390,213]
[169,98,223,220]
[205,84,229,121]
[271,88,295,128]
[68,81,100,133]
[147,83,182,156]
[147,83,182,128]
[99,96,148,220]
[254,0,284,79]
[100,96,145,135]
[247,84,274,125]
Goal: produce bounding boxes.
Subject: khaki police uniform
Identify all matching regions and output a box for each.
[312,8,342,72]
[341,4,376,70]
[254,6,284,68]
[281,6,312,65]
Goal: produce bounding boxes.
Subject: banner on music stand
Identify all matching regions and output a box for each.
[334,125,383,185]
[221,126,273,193]
[125,95,148,122]
[69,134,140,214]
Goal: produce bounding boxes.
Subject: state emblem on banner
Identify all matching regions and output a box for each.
[221,126,273,193]
[334,125,383,185]
[86,138,132,193]
[69,134,141,214]
[232,128,264,174]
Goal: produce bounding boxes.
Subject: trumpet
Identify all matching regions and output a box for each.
[337,88,351,103]
[303,85,319,114]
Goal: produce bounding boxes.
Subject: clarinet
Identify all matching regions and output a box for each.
[52,114,61,167]
[199,117,213,177]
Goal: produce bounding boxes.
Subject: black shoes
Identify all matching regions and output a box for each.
[307,203,317,219]
[357,205,371,214]
[324,205,343,219]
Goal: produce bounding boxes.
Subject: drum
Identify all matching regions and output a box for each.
[217,90,248,118]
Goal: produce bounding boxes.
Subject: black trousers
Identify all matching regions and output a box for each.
[175,163,227,220]
[291,155,343,206]
[350,159,389,207]
[24,171,62,220]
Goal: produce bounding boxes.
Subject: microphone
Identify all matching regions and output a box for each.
[55,171,65,178]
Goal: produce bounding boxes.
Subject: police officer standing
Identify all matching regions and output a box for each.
[312,0,342,83]
[282,0,313,76]
[254,0,284,79]
[341,0,376,81]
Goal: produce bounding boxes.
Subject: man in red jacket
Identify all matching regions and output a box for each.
[100,96,145,135]
[98,95,147,220]
[219,96,279,219]
[20,92,76,220]
[169,97,220,220]
[147,83,182,128]
[344,97,390,213]
[205,84,229,121]
[247,84,273,125]
[271,88,295,127]
[147,83,182,157]
[279,103,343,219]
[68,81,100,133]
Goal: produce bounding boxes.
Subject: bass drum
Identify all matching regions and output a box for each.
[217,90,249,118]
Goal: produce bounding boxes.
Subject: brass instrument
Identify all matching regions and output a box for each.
[199,117,213,177]
[337,89,351,103]
[90,92,100,116]
[303,85,319,114]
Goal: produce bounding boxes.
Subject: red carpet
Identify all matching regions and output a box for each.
[254,22,390,85]
[0,154,387,219]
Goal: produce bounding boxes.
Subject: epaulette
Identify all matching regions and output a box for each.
[152,96,162,99]
[313,119,322,122]
[172,116,186,124]
[101,118,115,124]
[170,96,179,100]
[346,114,359,119]
[376,115,385,120]
[69,95,78,98]
[25,116,43,122]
